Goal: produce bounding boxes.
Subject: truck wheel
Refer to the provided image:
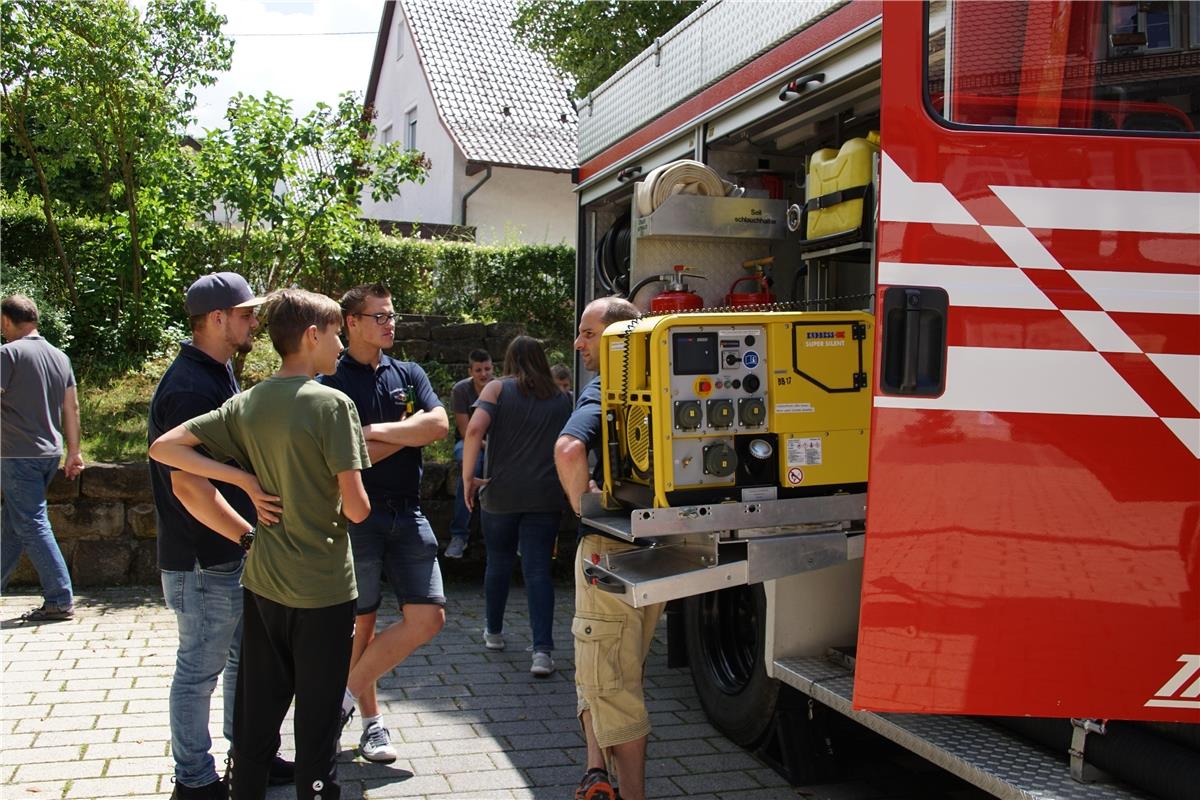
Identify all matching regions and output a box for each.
[684,584,779,748]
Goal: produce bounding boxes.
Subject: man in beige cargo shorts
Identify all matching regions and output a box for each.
[555,296,664,800]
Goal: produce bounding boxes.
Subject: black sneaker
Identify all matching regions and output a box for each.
[267,754,294,786]
[340,704,354,735]
[170,778,227,799]
[20,603,74,622]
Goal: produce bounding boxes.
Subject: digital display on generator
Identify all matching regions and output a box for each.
[672,331,718,375]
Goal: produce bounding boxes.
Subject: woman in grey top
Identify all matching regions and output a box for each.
[463,336,572,676]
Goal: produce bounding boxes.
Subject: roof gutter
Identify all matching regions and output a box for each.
[460,165,493,229]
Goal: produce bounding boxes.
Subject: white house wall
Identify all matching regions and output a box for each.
[361,8,457,226]
[454,164,576,245]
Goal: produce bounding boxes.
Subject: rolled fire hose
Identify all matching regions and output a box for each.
[635,159,729,216]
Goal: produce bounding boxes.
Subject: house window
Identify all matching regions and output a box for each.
[381,123,393,145]
[404,107,417,150]
[395,17,405,60]
[1107,1,1181,53]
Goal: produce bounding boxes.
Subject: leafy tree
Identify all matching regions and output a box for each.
[0,0,231,329]
[512,0,701,98]
[194,91,429,291]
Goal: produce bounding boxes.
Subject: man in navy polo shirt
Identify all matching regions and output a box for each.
[148,272,292,799]
[318,282,449,764]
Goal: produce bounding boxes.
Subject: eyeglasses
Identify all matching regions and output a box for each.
[353,312,397,325]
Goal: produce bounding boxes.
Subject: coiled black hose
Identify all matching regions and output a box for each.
[596,211,631,296]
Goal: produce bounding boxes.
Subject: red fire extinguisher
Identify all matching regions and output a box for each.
[650,265,706,313]
[725,257,775,307]
[629,264,707,312]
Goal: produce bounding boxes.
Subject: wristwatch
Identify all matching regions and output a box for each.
[239,530,255,552]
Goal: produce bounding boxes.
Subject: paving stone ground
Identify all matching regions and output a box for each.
[2,578,803,800]
[1,580,979,800]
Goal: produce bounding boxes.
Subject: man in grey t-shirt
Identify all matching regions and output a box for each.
[1,294,83,622]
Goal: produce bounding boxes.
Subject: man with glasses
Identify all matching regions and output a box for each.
[318,283,449,764]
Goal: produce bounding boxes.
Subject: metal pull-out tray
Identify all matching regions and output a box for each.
[580,492,866,542]
[579,493,866,607]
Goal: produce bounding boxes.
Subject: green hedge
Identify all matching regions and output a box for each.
[1,200,575,365]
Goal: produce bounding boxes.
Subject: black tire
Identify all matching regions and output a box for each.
[684,584,780,748]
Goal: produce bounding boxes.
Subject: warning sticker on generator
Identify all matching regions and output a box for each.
[787,437,822,466]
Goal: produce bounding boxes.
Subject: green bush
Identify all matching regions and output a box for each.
[1,198,575,364]
[0,260,73,350]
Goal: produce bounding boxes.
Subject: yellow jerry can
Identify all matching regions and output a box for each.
[805,131,880,240]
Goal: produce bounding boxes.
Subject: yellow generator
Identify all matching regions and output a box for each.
[600,311,873,509]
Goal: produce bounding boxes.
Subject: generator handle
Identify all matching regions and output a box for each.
[583,564,627,594]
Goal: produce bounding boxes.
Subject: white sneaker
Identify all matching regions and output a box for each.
[359,721,397,763]
[530,651,555,676]
[483,629,505,651]
[445,536,467,559]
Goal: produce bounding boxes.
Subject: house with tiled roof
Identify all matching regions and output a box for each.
[362,0,577,244]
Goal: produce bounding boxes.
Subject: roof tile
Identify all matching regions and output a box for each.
[401,0,576,170]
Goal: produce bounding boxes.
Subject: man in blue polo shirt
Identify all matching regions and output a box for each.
[148,272,292,799]
[318,282,449,764]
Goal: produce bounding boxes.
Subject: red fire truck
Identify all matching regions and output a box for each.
[572,2,1199,798]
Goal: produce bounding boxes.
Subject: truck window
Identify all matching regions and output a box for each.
[926,0,1200,134]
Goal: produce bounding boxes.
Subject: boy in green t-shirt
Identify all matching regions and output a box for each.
[150,289,370,800]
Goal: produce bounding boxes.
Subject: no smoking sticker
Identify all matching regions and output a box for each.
[787,467,804,485]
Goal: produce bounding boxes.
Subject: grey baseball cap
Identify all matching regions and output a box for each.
[185,272,265,316]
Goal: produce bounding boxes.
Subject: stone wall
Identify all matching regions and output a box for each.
[390,316,526,375]
[4,318,574,588]
[5,460,462,587]
[8,459,578,587]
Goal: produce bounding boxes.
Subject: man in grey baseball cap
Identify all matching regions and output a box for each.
[150,271,292,797]
[184,271,266,317]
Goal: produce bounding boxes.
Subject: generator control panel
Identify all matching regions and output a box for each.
[669,327,768,436]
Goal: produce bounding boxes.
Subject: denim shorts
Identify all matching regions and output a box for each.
[349,501,445,614]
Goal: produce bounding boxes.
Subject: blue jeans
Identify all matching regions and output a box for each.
[161,559,244,788]
[482,510,559,653]
[350,502,446,614]
[450,441,484,541]
[1,456,73,607]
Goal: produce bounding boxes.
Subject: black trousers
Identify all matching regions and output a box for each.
[230,589,355,800]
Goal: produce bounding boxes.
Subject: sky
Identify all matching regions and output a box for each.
[158,0,386,134]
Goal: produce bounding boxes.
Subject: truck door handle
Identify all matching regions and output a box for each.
[779,72,825,101]
[901,289,922,393]
[880,286,948,397]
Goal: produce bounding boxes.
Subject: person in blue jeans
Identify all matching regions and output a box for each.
[446,349,493,558]
[148,273,292,799]
[1,294,83,622]
[463,336,572,676]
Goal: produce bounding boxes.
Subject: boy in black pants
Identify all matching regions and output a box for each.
[151,289,370,800]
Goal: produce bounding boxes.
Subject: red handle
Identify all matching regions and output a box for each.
[729,275,769,293]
